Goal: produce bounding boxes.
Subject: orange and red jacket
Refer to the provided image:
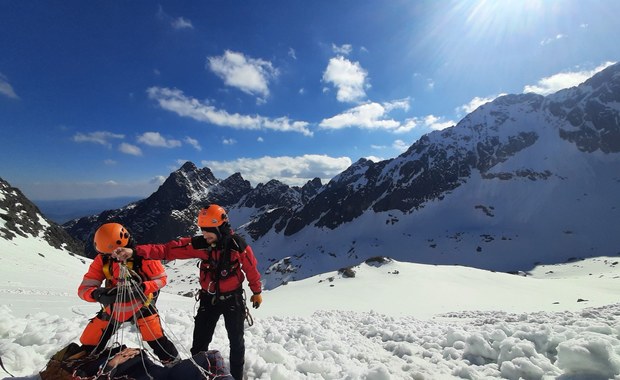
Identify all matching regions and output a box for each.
[78,254,168,302]
[134,236,262,295]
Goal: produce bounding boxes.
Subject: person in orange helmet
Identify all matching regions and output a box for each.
[113,204,262,380]
[77,222,179,365]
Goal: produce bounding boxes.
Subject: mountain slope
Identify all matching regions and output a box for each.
[0,177,84,255]
[60,63,620,288]
[255,63,620,287]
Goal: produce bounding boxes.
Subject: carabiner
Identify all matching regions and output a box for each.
[206,281,217,295]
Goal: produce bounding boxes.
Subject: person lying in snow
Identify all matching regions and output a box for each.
[40,343,233,380]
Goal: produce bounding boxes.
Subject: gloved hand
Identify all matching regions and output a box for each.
[250,293,262,309]
[91,287,117,306]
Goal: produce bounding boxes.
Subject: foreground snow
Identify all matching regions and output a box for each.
[1,236,620,379]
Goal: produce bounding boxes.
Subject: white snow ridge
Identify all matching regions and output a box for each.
[1,235,620,379]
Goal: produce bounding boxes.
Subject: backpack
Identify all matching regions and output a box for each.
[39,342,87,380]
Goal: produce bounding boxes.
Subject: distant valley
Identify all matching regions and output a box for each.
[34,196,141,224]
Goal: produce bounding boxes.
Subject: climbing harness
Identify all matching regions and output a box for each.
[88,264,213,379]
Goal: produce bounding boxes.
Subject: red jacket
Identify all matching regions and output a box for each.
[78,254,168,302]
[134,235,262,295]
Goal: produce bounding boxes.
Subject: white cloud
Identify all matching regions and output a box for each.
[150,176,166,185]
[394,119,418,133]
[393,139,410,152]
[257,137,264,143]
[319,99,409,131]
[171,17,194,30]
[540,34,565,46]
[364,155,383,162]
[332,43,353,55]
[456,94,507,115]
[201,154,352,186]
[137,132,182,148]
[288,47,297,60]
[184,136,202,151]
[207,50,278,100]
[103,159,117,165]
[523,61,616,95]
[383,97,410,112]
[322,56,368,103]
[147,87,312,136]
[423,114,454,130]
[0,73,19,99]
[72,131,125,147]
[320,103,399,130]
[118,142,142,156]
[319,103,454,134]
[223,138,237,145]
[394,115,455,133]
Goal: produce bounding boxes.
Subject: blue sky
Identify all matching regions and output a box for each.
[1,0,619,201]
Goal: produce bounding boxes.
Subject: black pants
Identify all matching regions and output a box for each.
[191,289,245,380]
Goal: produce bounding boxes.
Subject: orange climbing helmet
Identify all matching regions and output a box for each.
[93,222,131,254]
[197,204,228,228]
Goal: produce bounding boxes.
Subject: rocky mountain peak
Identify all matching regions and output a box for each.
[547,62,620,153]
[0,177,84,254]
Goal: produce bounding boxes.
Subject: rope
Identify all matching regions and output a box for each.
[0,355,15,377]
[118,265,212,379]
[241,289,254,327]
[86,263,234,379]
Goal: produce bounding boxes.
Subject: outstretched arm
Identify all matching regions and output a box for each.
[113,237,210,261]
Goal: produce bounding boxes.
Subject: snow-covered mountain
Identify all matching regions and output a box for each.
[2,215,620,379]
[2,161,620,378]
[60,63,620,288]
[0,177,84,255]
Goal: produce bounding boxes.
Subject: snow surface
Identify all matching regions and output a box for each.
[1,236,620,379]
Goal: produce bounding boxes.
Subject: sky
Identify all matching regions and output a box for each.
[2,233,620,379]
[1,1,620,201]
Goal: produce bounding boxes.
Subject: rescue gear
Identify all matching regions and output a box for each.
[123,283,146,302]
[80,295,179,363]
[1,354,16,378]
[78,255,166,304]
[198,234,247,301]
[77,243,178,366]
[137,314,164,341]
[129,219,262,380]
[94,222,131,254]
[197,204,228,227]
[80,315,111,346]
[250,293,262,309]
[41,344,230,380]
[91,287,117,306]
[102,254,141,284]
[192,290,245,380]
[39,342,86,380]
[135,234,261,295]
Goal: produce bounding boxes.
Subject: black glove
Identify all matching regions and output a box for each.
[91,287,117,306]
